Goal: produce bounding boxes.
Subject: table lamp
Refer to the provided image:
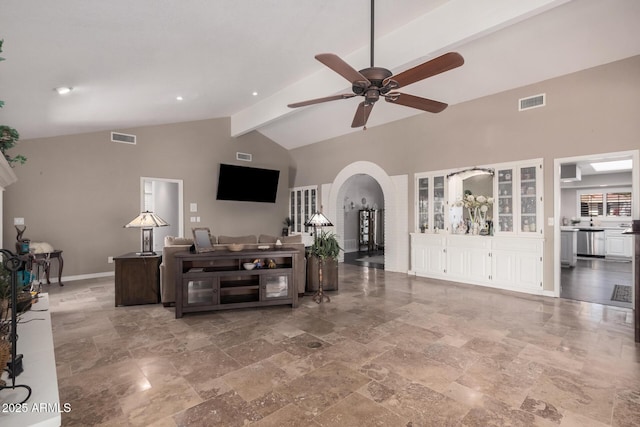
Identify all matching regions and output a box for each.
[124,211,169,255]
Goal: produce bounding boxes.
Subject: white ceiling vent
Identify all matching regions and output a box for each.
[111,132,136,144]
[236,152,252,162]
[518,93,546,111]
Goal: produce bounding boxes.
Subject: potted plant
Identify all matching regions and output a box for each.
[0,39,26,167]
[306,230,342,292]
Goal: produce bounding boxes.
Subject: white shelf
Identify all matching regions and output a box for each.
[1,294,62,427]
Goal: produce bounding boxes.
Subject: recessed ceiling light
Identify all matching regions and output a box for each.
[252,91,258,96]
[54,86,72,95]
[590,159,632,172]
[176,96,183,101]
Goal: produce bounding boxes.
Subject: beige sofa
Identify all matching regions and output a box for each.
[159,233,306,305]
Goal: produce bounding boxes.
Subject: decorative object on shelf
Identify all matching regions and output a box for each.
[0,248,33,403]
[267,259,276,269]
[192,227,215,253]
[454,194,494,235]
[124,211,169,255]
[227,243,244,252]
[15,225,30,254]
[305,212,336,303]
[243,262,255,270]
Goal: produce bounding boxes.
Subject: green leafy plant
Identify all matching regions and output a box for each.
[309,230,342,260]
[0,39,26,167]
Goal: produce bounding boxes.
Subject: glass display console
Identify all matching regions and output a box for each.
[174,249,298,318]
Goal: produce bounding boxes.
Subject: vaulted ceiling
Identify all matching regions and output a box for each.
[1,0,639,149]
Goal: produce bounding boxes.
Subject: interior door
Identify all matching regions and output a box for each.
[141,177,184,252]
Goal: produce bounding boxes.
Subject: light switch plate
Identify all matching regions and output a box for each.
[548,217,554,226]
[190,203,198,212]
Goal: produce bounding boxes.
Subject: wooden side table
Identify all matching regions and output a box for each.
[114,253,161,306]
[33,250,64,286]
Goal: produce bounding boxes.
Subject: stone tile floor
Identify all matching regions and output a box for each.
[45,263,639,426]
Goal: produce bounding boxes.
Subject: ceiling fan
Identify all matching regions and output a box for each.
[288,0,464,129]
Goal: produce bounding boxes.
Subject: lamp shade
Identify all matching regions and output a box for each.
[305,212,333,227]
[124,211,169,228]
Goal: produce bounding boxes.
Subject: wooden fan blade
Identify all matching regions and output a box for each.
[385,52,464,88]
[288,93,355,108]
[385,92,448,113]
[351,101,374,128]
[316,53,371,85]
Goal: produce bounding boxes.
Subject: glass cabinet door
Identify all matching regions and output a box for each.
[497,169,514,232]
[296,190,302,232]
[289,186,318,235]
[185,277,218,305]
[520,166,538,233]
[304,189,310,232]
[433,176,445,231]
[418,177,429,230]
[262,274,290,300]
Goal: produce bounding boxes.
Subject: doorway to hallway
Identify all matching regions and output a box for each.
[140,177,184,252]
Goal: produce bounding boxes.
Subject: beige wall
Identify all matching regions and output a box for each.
[3,118,291,277]
[289,55,640,291]
[4,56,639,287]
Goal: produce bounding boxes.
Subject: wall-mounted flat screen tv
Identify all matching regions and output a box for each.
[216,163,280,203]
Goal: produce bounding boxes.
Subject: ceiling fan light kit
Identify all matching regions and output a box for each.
[288,0,464,129]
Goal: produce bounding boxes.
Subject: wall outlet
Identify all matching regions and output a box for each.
[190,216,197,222]
[107,256,114,264]
[14,217,25,225]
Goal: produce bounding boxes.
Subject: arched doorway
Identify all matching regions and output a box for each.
[326,161,408,273]
[341,174,385,267]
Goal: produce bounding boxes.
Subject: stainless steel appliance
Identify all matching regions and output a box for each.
[577,228,605,257]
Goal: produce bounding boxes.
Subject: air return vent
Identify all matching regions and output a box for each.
[236,152,252,162]
[518,93,546,111]
[111,132,136,144]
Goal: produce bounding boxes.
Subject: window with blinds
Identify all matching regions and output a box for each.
[579,191,631,217]
[580,194,603,217]
[606,192,632,216]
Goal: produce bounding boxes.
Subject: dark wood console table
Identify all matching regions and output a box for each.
[114,253,161,306]
[175,249,298,318]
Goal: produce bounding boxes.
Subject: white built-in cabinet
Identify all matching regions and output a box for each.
[410,233,544,295]
[494,161,543,236]
[416,172,447,232]
[289,186,317,234]
[604,229,633,259]
[411,158,544,295]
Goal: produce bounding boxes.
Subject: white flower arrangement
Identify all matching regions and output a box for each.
[454,194,494,225]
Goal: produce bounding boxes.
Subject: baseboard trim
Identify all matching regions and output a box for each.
[45,271,115,284]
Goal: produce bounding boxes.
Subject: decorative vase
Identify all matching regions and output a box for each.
[471,222,480,235]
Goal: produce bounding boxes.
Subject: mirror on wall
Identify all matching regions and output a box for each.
[448,168,494,233]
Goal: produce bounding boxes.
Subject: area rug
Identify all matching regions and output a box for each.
[611,285,632,303]
[355,255,385,264]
